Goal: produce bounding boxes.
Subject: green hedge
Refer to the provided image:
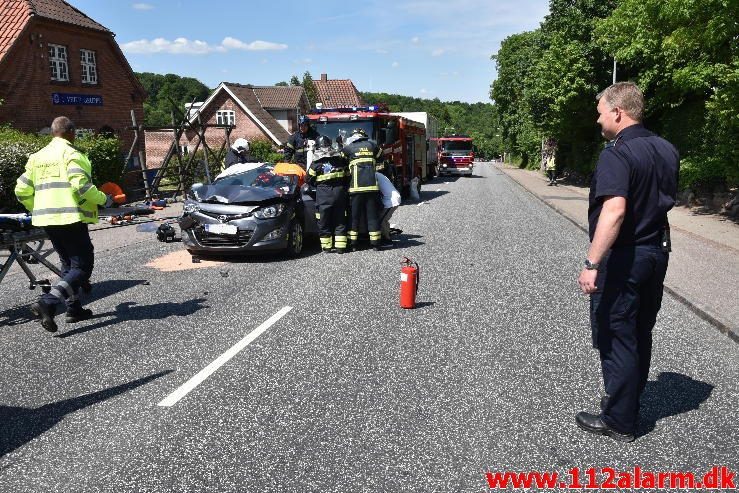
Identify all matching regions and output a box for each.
[0,127,123,212]
[249,138,283,163]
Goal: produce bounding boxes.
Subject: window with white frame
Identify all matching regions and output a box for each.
[216,110,236,126]
[80,49,98,84]
[48,44,69,81]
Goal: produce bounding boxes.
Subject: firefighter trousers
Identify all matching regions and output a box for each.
[316,184,348,251]
[348,192,381,247]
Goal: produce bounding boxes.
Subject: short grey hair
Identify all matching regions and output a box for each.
[596,82,644,122]
[51,116,75,136]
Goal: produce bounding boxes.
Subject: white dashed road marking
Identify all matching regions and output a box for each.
[158,306,293,407]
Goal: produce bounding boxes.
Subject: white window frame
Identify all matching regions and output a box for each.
[216,110,236,126]
[80,49,98,84]
[48,44,69,82]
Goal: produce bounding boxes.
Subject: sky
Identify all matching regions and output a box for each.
[69,0,550,103]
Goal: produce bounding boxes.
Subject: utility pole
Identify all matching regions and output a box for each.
[613,58,617,84]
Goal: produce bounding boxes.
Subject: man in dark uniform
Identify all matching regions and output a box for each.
[308,136,350,254]
[284,115,320,169]
[224,138,256,168]
[576,82,679,442]
[342,128,383,250]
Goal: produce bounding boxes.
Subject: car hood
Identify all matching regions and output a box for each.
[192,184,289,205]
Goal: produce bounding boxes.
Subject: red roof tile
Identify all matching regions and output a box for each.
[314,79,364,107]
[252,86,309,110]
[0,0,33,63]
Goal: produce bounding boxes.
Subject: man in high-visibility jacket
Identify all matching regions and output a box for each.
[15,116,110,332]
[341,128,383,250]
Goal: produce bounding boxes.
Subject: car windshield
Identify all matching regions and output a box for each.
[214,165,296,192]
[442,141,473,152]
[310,120,376,146]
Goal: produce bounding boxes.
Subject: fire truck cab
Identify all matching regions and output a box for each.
[434,135,474,176]
[306,106,429,198]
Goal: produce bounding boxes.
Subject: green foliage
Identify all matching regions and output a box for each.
[249,138,282,163]
[289,75,301,86]
[361,92,503,159]
[0,127,123,211]
[302,72,318,108]
[136,72,211,127]
[0,127,49,211]
[275,81,289,86]
[75,135,124,186]
[593,0,739,189]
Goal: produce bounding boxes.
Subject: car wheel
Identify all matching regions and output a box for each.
[285,219,303,257]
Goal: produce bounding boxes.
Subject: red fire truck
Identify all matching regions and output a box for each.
[306,106,429,197]
[434,135,474,176]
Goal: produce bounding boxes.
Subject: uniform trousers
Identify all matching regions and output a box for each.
[41,222,94,314]
[316,184,348,251]
[590,243,669,434]
[348,192,381,246]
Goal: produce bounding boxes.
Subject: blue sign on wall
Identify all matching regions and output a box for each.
[51,93,103,106]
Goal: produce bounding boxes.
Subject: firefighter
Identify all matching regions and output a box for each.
[342,128,383,250]
[308,136,349,254]
[224,138,256,168]
[15,116,111,333]
[284,115,320,169]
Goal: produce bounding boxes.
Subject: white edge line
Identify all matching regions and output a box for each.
[158,306,293,407]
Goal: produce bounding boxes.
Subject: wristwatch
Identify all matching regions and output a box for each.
[584,259,600,270]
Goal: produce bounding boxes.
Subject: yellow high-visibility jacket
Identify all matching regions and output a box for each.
[15,137,106,226]
[545,155,556,171]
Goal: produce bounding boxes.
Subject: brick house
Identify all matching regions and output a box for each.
[144,83,309,169]
[314,73,364,108]
[0,0,146,149]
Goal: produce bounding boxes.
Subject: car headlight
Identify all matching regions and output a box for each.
[253,204,285,219]
[442,164,448,168]
[184,202,199,214]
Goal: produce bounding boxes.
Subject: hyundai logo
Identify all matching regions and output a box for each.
[218,215,228,222]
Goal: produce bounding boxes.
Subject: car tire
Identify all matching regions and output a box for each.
[285,219,303,257]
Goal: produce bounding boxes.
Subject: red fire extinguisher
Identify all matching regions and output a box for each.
[400,257,420,309]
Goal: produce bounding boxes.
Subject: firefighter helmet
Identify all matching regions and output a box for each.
[351,128,368,139]
[298,115,310,126]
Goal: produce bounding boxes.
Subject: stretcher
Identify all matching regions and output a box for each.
[0,214,61,292]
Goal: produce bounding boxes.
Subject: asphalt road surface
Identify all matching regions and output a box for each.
[1,163,737,492]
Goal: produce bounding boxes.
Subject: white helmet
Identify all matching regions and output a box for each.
[232,138,249,152]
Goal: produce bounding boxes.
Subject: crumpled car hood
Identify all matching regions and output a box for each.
[192,185,286,204]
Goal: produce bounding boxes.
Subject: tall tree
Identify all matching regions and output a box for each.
[136,72,211,127]
[302,71,318,108]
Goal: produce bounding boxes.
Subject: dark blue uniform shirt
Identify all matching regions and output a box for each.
[588,124,680,247]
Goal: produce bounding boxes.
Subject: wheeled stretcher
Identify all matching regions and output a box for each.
[0,214,61,292]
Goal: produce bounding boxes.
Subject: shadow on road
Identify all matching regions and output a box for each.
[55,298,209,338]
[0,370,172,457]
[637,371,714,437]
[0,279,146,329]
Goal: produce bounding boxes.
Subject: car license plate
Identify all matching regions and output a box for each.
[205,223,237,235]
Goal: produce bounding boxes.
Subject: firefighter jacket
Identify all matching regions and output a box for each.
[284,127,321,165]
[224,148,257,168]
[342,138,381,193]
[545,155,556,171]
[307,152,349,187]
[15,137,106,227]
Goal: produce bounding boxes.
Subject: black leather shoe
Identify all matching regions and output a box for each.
[575,411,634,442]
[335,248,345,255]
[30,302,58,333]
[66,308,93,323]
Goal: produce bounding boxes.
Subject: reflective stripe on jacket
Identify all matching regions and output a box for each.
[342,139,380,193]
[15,137,106,226]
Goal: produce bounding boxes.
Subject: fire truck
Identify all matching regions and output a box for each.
[434,135,474,176]
[306,106,429,197]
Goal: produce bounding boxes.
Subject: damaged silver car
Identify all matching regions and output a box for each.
[179,163,317,257]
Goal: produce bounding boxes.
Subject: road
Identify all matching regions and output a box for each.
[1,163,737,492]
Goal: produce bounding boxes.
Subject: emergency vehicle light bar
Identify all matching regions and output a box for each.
[309,105,384,114]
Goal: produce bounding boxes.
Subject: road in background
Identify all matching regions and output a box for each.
[1,163,737,492]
